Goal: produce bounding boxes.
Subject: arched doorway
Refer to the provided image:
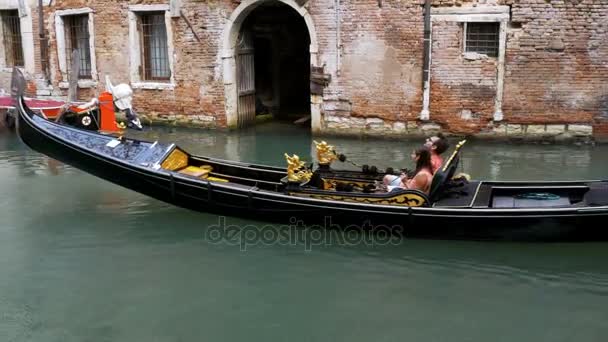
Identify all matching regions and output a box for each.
[222,0,321,130]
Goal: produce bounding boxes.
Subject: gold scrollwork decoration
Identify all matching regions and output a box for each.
[285,153,313,183]
[289,192,427,207]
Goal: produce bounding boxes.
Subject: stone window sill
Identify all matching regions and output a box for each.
[131,82,175,90]
[463,52,495,61]
[59,80,98,89]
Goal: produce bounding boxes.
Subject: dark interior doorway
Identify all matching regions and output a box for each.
[240,2,311,122]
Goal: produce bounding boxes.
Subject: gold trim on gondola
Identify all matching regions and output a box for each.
[442,139,466,173]
[288,192,427,207]
[322,179,336,190]
[322,178,372,188]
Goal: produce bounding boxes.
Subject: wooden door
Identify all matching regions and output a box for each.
[236,30,255,128]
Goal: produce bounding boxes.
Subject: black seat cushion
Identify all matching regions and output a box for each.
[429,154,460,201]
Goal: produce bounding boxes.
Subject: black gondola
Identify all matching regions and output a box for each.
[16,96,608,241]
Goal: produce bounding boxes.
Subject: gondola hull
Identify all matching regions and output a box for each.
[16,97,608,241]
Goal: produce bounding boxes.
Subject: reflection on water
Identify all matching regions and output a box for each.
[1,126,608,341]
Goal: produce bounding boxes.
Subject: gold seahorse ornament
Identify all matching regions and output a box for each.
[313,140,338,166]
[285,153,313,183]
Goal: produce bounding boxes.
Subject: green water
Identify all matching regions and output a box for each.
[1,123,608,341]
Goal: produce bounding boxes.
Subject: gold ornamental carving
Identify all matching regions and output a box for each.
[313,140,338,166]
[285,153,312,183]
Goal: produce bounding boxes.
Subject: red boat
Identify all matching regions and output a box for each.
[1,76,141,132]
[0,96,65,119]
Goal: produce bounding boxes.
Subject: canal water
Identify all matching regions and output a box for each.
[1,123,608,341]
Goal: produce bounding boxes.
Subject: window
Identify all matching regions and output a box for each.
[55,8,97,86]
[64,14,91,79]
[138,12,170,81]
[465,22,499,57]
[128,5,174,89]
[1,10,24,67]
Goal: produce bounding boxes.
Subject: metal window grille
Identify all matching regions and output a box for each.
[1,10,24,67]
[138,12,170,81]
[465,22,499,57]
[64,14,92,79]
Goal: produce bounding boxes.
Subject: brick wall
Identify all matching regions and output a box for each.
[319,0,606,139]
[36,0,233,125]
[503,0,608,125]
[1,0,606,141]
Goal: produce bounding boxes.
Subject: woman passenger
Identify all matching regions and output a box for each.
[383,146,434,194]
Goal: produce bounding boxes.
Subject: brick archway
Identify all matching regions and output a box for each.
[221,0,321,130]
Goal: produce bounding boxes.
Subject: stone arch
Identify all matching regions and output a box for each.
[221,0,321,130]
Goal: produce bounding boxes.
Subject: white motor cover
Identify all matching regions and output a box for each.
[111,83,133,110]
[105,75,141,130]
[105,75,133,110]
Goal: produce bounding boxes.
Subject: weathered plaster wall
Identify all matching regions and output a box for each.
[315,0,425,136]
[337,0,423,121]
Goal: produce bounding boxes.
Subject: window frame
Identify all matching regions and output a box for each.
[64,13,92,79]
[0,1,34,74]
[128,4,175,90]
[1,9,25,67]
[463,22,500,58]
[138,11,171,81]
[54,8,97,88]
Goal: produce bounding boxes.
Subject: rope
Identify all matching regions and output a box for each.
[333,151,389,174]
[344,159,364,169]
